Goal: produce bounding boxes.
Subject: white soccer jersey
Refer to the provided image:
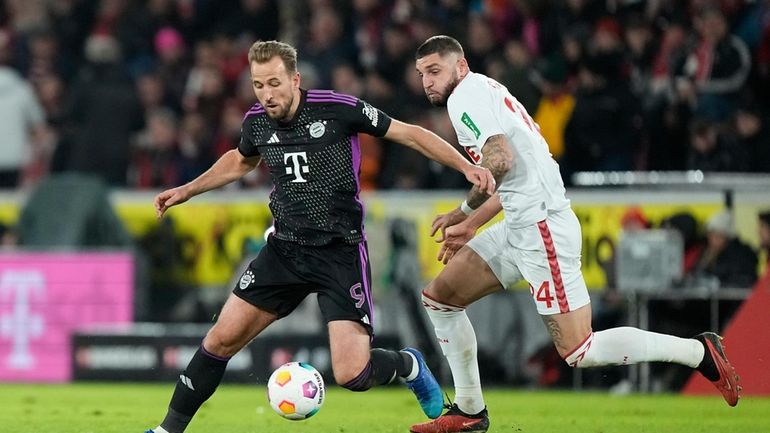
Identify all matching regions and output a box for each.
[447,71,571,227]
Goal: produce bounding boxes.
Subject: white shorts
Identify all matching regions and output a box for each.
[466,208,590,315]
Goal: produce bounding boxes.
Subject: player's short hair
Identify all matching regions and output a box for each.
[248,40,298,73]
[415,35,464,60]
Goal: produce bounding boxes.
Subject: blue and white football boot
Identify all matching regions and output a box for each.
[402,347,444,419]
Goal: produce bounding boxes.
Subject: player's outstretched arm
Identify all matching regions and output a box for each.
[154,149,261,218]
[383,119,495,195]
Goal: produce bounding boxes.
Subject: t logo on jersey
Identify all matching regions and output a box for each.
[284,151,310,183]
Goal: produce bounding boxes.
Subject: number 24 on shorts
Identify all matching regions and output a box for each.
[530,281,554,308]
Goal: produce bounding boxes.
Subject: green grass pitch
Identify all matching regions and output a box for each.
[1,383,768,433]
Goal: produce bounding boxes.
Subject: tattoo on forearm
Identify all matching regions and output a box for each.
[466,134,513,209]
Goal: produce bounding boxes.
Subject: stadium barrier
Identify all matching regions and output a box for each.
[71,324,400,383]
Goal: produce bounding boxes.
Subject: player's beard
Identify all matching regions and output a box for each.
[266,94,295,122]
[427,72,460,107]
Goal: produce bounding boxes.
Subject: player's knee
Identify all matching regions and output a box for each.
[421,289,465,315]
[202,332,242,358]
[336,362,372,392]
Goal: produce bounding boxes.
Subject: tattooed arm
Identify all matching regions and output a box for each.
[466,134,513,209]
[431,134,513,249]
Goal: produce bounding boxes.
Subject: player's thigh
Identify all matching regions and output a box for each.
[426,246,504,307]
[203,293,278,357]
[541,303,593,357]
[327,320,370,383]
[426,222,511,307]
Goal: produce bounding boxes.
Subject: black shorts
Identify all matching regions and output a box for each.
[233,235,375,335]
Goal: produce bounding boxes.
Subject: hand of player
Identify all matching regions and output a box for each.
[437,222,477,264]
[463,165,496,195]
[431,208,468,242]
[154,185,193,219]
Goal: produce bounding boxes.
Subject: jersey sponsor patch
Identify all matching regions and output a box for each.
[362,102,379,127]
[461,112,481,139]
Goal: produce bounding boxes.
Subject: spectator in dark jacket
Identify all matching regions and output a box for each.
[679,8,752,121]
[734,104,770,173]
[693,210,757,289]
[61,34,143,186]
[686,118,749,172]
[562,53,640,176]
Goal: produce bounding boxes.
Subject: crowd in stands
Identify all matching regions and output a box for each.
[1,0,769,191]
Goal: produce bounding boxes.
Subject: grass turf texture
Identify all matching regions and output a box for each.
[1,383,768,433]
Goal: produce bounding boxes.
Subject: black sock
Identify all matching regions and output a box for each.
[342,348,413,391]
[371,348,413,381]
[696,349,720,381]
[160,346,230,433]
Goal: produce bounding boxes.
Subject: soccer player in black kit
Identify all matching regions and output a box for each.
[145,41,496,433]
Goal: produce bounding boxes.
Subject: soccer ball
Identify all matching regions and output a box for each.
[266,362,325,420]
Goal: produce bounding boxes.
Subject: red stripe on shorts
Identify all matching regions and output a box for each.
[537,220,570,313]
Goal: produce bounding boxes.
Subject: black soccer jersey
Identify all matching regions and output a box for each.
[238,89,392,246]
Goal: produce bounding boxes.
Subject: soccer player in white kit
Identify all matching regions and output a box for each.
[410,36,741,433]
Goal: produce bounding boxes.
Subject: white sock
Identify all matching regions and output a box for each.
[422,293,485,415]
[566,327,704,368]
[403,350,420,381]
[153,427,170,433]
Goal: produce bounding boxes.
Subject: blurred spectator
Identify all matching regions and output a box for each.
[733,103,770,173]
[300,7,356,88]
[61,33,143,186]
[219,0,280,42]
[464,14,499,75]
[0,62,47,188]
[560,25,590,88]
[562,53,640,178]
[136,71,177,114]
[155,26,190,104]
[331,63,365,98]
[129,107,180,189]
[589,16,626,83]
[643,21,692,171]
[679,8,751,121]
[93,0,154,71]
[211,31,249,89]
[691,210,757,289]
[372,22,414,90]
[185,65,226,126]
[533,56,574,161]
[660,212,705,277]
[623,15,656,105]
[177,111,214,183]
[17,29,76,84]
[686,118,749,172]
[495,40,540,113]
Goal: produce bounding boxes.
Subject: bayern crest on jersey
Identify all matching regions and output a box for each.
[309,121,325,138]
